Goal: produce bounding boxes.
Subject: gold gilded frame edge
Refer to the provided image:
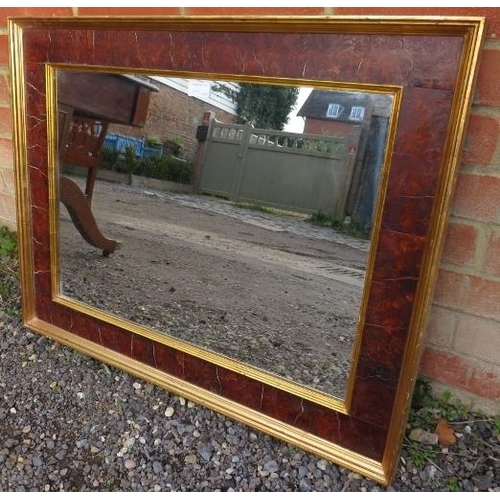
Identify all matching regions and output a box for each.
[381,15,485,480]
[8,14,486,486]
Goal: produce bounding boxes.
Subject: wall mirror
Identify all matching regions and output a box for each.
[9,16,484,485]
[56,68,396,402]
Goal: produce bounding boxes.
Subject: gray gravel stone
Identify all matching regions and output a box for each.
[264,460,279,473]
[299,478,312,491]
[1,259,499,492]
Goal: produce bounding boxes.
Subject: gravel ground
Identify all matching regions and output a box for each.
[1,247,499,492]
[59,182,368,399]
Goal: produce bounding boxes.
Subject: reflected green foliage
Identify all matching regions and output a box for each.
[213,82,299,130]
[99,147,193,184]
[123,146,139,175]
[307,210,370,240]
[99,147,121,171]
[135,156,193,184]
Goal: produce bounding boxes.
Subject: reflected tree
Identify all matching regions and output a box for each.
[213,82,299,130]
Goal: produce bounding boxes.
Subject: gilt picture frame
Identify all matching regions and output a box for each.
[8,15,484,484]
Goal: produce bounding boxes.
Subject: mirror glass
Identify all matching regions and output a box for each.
[56,69,394,400]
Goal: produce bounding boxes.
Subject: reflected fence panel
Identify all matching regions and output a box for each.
[199,121,355,219]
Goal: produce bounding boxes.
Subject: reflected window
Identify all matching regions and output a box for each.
[349,106,365,121]
[326,103,343,118]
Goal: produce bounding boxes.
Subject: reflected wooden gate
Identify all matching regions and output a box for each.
[198,121,355,219]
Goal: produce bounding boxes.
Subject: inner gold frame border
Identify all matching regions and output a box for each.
[46,62,402,414]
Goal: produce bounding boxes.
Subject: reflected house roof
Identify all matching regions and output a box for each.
[297,90,392,123]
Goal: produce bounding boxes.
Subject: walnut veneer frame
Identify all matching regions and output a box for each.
[8,16,484,484]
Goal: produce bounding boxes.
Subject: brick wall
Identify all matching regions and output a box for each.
[1,7,499,410]
[110,82,237,161]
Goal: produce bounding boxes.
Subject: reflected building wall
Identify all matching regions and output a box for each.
[109,79,238,162]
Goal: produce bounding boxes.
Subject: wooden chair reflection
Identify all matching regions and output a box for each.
[58,112,120,256]
[57,72,158,256]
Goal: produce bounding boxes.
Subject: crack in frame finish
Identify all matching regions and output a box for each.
[8,16,484,484]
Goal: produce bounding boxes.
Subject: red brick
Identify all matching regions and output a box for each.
[0,139,13,171]
[454,315,500,365]
[485,230,500,276]
[0,74,10,104]
[185,7,325,16]
[474,49,500,107]
[0,34,8,67]
[451,173,500,223]
[80,7,323,16]
[78,7,182,16]
[0,167,14,194]
[441,221,478,266]
[420,347,500,400]
[424,306,457,348]
[0,7,74,26]
[0,215,15,230]
[433,269,500,321]
[462,113,499,166]
[0,107,11,135]
[0,191,16,222]
[334,8,499,39]
[433,270,462,305]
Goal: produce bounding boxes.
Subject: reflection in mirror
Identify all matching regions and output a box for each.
[56,70,394,400]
